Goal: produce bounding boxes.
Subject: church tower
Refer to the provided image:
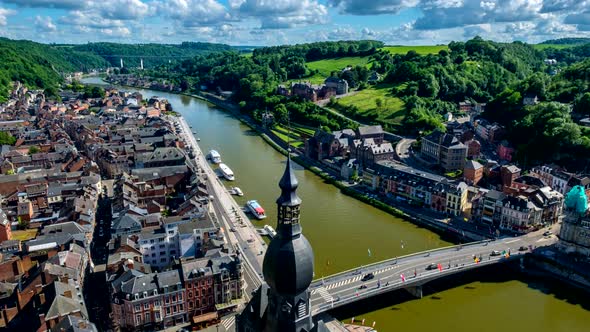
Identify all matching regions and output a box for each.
[237,155,315,331]
[262,155,315,331]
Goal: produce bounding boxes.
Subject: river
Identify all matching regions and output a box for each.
[83,77,590,332]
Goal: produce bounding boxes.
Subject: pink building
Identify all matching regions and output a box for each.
[497,141,514,162]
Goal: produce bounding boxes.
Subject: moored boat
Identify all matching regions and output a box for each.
[208,150,221,163]
[230,187,244,196]
[246,200,266,219]
[219,163,235,181]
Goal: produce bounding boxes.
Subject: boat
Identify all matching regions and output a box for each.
[218,163,235,181]
[246,200,266,220]
[208,150,221,164]
[197,137,201,141]
[263,225,277,238]
[230,187,244,196]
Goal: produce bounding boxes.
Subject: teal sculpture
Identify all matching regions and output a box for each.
[565,185,588,216]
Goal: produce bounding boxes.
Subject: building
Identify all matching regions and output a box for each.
[356,125,384,144]
[324,77,349,95]
[465,139,481,158]
[0,208,11,242]
[238,156,315,331]
[421,130,467,171]
[558,186,590,256]
[497,141,514,162]
[523,94,539,106]
[110,269,186,330]
[501,165,521,191]
[464,160,483,186]
[499,195,542,233]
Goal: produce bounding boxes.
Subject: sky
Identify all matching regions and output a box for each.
[0,0,588,46]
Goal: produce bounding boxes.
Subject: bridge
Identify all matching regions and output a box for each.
[309,231,556,315]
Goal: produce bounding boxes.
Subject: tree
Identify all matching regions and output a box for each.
[574,92,590,115]
[0,131,16,145]
[28,146,40,155]
[375,98,383,110]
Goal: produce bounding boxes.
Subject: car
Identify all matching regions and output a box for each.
[361,273,375,281]
[543,231,552,236]
[490,250,501,256]
[425,263,438,270]
[358,285,368,290]
[518,246,528,252]
[230,228,236,232]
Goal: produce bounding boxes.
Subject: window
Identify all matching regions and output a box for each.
[173,306,177,313]
[143,302,149,309]
[165,296,169,304]
[155,312,161,320]
[188,291,192,298]
[154,300,160,306]
[172,295,176,302]
[135,304,140,311]
[159,244,165,248]
[136,314,141,325]
[150,239,155,244]
[166,307,170,315]
[178,293,182,300]
[160,258,166,262]
[179,304,184,311]
[160,251,165,256]
[151,253,156,257]
[145,312,150,322]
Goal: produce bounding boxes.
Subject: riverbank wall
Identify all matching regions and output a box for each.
[523,249,590,291]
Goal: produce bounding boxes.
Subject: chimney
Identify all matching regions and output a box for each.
[63,290,72,299]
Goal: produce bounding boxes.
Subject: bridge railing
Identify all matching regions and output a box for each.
[311,239,493,288]
[311,253,519,314]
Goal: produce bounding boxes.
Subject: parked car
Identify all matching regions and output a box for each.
[518,246,528,252]
[543,231,552,236]
[362,273,375,281]
[490,250,501,256]
[358,285,368,290]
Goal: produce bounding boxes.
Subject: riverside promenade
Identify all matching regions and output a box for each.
[170,115,265,292]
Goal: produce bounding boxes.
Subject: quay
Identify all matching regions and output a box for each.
[171,115,266,293]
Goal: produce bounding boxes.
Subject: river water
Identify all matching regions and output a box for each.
[83,77,590,331]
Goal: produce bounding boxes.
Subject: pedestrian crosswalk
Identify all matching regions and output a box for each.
[313,287,334,303]
[221,316,235,331]
[316,266,397,291]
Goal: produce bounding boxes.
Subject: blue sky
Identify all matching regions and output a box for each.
[0,0,588,45]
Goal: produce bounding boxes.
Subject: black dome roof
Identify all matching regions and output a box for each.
[262,233,314,295]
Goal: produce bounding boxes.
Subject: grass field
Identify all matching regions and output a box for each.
[292,56,372,84]
[334,84,405,126]
[532,44,577,50]
[12,229,38,241]
[381,45,448,55]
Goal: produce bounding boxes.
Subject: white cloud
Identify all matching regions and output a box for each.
[328,0,419,15]
[0,7,15,26]
[1,0,85,9]
[35,15,57,32]
[155,0,230,27]
[231,0,328,29]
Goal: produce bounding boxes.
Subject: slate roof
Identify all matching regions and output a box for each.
[357,125,383,137]
[51,315,98,332]
[465,160,483,170]
[111,214,141,234]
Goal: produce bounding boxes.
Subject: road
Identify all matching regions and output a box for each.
[172,116,265,298]
[308,228,557,314]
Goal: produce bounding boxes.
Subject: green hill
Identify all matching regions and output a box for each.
[0,38,110,102]
[72,42,232,68]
